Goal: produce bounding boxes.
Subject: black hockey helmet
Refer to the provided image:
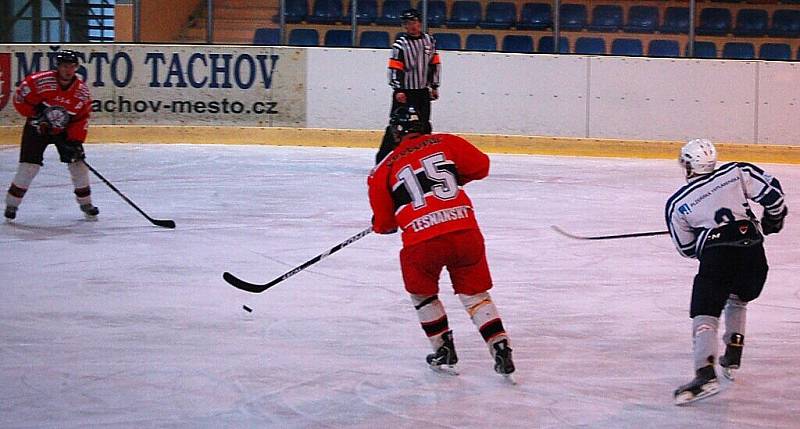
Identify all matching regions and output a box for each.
[400,8,422,21]
[390,106,424,136]
[55,49,80,65]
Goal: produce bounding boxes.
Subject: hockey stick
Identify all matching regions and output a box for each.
[551,225,668,240]
[83,161,176,229]
[223,226,373,293]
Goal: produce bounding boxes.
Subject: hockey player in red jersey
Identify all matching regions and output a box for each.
[5,49,97,222]
[368,107,515,377]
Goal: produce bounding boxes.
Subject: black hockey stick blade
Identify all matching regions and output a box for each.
[151,218,176,229]
[224,226,373,293]
[222,271,279,293]
[551,225,669,240]
[84,161,176,229]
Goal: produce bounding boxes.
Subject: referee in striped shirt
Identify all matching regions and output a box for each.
[376,8,441,163]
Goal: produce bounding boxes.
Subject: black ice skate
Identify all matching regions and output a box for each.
[719,333,744,381]
[80,203,99,220]
[427,330,458,374]
[674,365,720,405]
[492,339,516,383]
[4,205,17,222]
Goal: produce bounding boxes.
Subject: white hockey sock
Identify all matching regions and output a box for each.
[67,161,92,205]
[723,294,747,344]
[692,315,719,371]
[410,294,449,350]
[6,162,40,207]
[459,292,509,349]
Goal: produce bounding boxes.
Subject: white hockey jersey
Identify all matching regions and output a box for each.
[665,162,786,258]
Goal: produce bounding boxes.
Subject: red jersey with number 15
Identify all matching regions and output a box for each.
[13,70,92,142]
[368,133,490,246]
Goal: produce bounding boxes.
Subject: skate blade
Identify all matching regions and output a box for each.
[429,364,459,376]
[501,373,517,385]
[83,214,98,222]
[674,383,720,406]
[721,367,736,381]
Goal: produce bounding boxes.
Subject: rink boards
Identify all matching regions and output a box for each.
[1,44,799,163]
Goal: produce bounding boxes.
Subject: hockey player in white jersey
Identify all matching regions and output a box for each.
[665,139,787,405]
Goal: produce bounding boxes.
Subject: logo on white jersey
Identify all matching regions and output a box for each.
[0,53,10,112]
[678,204,692,215]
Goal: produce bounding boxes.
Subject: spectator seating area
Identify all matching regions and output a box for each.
[195,0,800,60]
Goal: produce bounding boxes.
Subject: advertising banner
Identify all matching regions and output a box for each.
[0,44,307,127]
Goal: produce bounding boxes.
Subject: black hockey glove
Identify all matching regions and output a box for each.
[761,207,787,235]
[30,103,51,135]
[31,105,70,136]
[57,141,86,164]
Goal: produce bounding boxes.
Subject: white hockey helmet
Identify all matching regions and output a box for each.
[679,138,717,179]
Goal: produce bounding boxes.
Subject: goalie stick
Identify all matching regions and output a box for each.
[84,161,176,229]
[223,226,372,293]
[551,225,669,240]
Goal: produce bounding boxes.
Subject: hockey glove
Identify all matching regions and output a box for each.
[371,215,398,234]
[30,105,70,136]
[29,104,51,135]
[57,141,86,164]
[761,207,787,235]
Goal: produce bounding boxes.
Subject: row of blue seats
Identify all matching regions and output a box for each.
[254,28,800,60]
[276,0,800,36]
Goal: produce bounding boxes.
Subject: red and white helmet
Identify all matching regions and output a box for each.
[679,138,717,179]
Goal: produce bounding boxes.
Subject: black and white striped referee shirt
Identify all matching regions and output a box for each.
[388,33,441,90]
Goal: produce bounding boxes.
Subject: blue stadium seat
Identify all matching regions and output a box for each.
[733,9,768,36]
[559,4,587,31]
[307,0,343,24]
[502,35,534,53]
[768,9,800,37]
[697,8,732,36]
[722,42,755,59]
[574,37,606,55]
[538,36,569,53]
[690,41,717,59]
[289,28,319,46]
[759,43,791,61]
[447,1,482,28]
[360,31,390,48]
[660,7,689,34]
[480,2,516,29]
[518,3,551,31]
[433,33,461,50]
[324,29,352,47]
[465,34,497,52]
[273,0,309,23]
[375,0,411,26]
[588,5,623,32]
[623,6,658,33]
[611,38,643,56]
[343,0,378,24]
[425,1,447,27]
[647,40,680,58]
[253,28,280,45]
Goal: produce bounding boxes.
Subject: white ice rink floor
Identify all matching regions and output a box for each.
[1,144,798,428]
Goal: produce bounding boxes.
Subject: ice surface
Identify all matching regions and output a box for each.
[1,144,798,428]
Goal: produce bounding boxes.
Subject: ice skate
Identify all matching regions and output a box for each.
[492,339,516,383]
[4,205,17,222]
[674,365,720,405]
[80,203,99,221]
[427,330,458,375]
[719,333,744,381]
